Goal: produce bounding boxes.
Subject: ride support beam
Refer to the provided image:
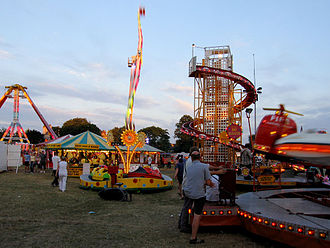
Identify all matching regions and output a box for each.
[22,90,57,139]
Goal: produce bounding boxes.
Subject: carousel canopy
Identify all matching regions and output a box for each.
[46,130,164,152]
[55,131,114,151]
[38,134,72,147]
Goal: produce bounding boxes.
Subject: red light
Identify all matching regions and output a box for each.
[227,210,232,215]
[240,212,244,216]
[308,230,315,236]
[258,218,262,223]
[188,209,192,214]
[288,226,294,231]
[219,211,224,215]
[252,217,257,222]
[264,220,269,225]
[248,215,252,219]
[298,228,303,233]
[244,214,248,218]
[271,222,277,227]
[279,224,285,229]
[203,211,207,215]
[237,210,240,214]
[211,211,215,215]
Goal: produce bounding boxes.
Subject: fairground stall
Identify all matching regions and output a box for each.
[37,134,72,168]
[45,131,115,177]
[129,144,163,167]
[45,131,163,177]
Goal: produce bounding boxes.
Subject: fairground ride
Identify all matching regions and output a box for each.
[0,84,57,143]
[182,46,257,166]
[107,7,146,175]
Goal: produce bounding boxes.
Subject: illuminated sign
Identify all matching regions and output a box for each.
[226,124,242,140]
[46,144,61,149]
[74,144,99,150]
[241,167,250,177]
[257,175,276,184]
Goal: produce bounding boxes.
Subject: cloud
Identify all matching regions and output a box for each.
[0,49,12,59]
[59,61,122,83]
[25,79,128,107]
[161,82,193,96]
[167,96,193,114]
[135,95,159,108]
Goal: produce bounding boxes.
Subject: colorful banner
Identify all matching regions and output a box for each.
[74,144,99,150]
[46,144,61,149]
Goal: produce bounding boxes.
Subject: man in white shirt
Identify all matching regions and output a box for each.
[51,152,60,187]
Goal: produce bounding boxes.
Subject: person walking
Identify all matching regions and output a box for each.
[240,144,252,168]
[24,152,30,173]
[180,149,214,244]
[56,156,68,192]
[174,157,184,199]
[39,150,46,173]
[30,152,36,173]
[51,152,60,187]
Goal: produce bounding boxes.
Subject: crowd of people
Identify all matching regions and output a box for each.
[22,150,68,192]
[23,150,47,174]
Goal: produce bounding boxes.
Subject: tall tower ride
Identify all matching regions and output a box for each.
[188,46,255,165]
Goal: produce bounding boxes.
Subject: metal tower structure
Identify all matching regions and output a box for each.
[188,45,255,165]
[0,84,58,143]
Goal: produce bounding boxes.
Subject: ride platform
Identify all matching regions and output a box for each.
[236,175,308,188]
[189,188,329,247]
[237,188,330,248]
[80,174,173,193]
[191,204,241,227]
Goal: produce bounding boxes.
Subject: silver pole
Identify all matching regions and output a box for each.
[253,54,257,135]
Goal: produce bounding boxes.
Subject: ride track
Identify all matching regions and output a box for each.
[180,65,257,150]
[181,65,257,150]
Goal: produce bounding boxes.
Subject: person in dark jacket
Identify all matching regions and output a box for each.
[174,157,184,199]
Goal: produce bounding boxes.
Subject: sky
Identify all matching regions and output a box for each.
[0,0,329,143]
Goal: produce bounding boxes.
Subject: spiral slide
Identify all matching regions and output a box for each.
[181,65,257,149]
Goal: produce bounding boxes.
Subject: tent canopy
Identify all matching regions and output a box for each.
[46,130,163,153]
[134,144,163,153]
[57,131,114,150]
[37,134,72,147]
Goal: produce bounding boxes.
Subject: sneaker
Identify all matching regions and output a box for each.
[189,238,204,244]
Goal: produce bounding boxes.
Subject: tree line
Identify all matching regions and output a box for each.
[0,115,194,153]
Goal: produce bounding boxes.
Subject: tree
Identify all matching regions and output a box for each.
[173,115,194,153]
[138,126,171,152]
[52,126,61,137]
[26,129,44,144]
[60,118,101,136]
[109,126,126,143]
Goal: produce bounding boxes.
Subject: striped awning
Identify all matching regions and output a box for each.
[58,131,114,150]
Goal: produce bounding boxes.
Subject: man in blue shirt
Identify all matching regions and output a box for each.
[24,152,30,173]
[180,149,214,244]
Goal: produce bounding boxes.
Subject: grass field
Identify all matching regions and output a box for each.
[0,168,287,248]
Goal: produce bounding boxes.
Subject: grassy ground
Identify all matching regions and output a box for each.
[0,168,288,248]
